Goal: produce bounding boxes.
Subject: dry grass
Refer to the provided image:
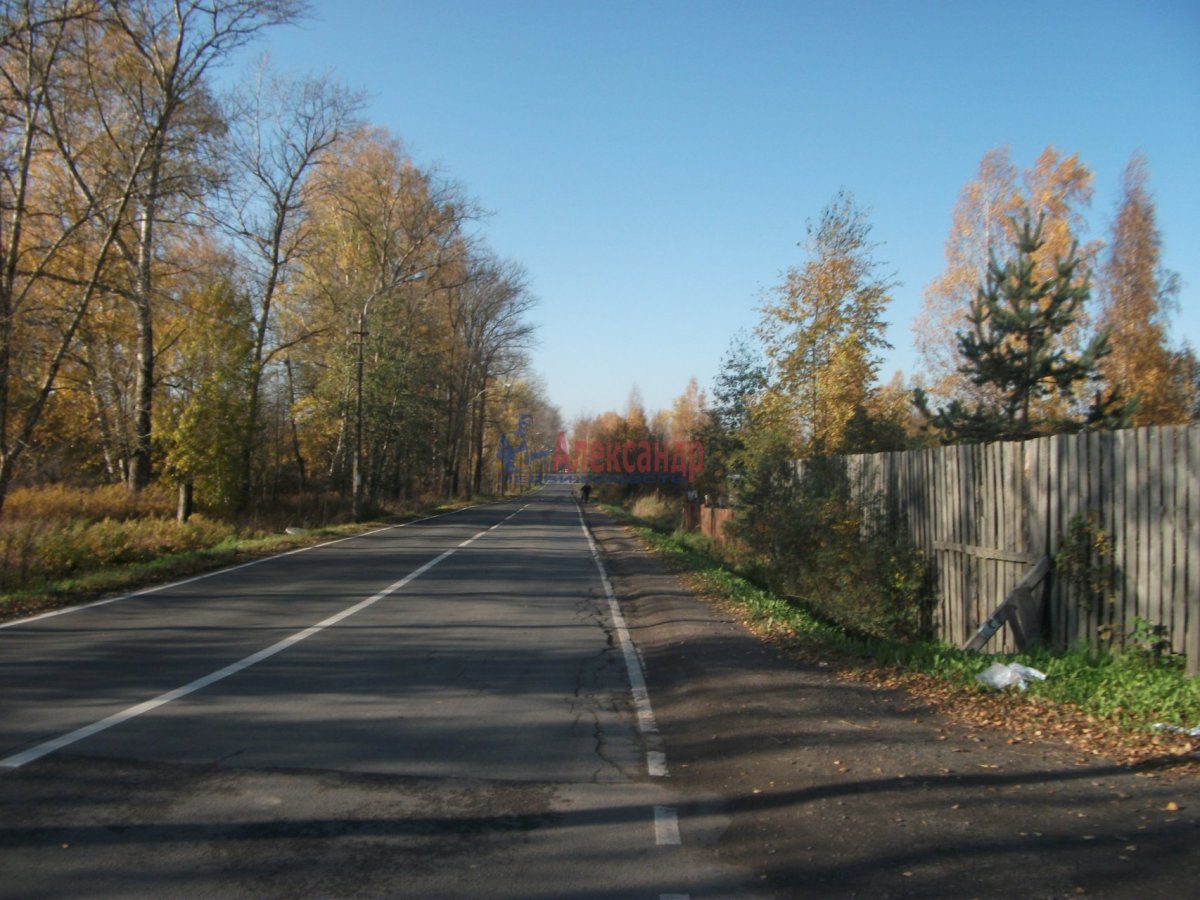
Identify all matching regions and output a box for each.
[0,483,474,603]
[629,493,680,530]
[4,483,175,523]
[0,484,236,594]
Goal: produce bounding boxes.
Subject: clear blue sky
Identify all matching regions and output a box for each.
[232,0,1200,423]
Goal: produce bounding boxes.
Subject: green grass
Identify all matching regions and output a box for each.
[605,502,1200,733]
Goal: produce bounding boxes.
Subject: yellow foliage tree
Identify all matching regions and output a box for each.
[916,146,1098,409]
[1096,154,1193,426]
[757,191,894,456]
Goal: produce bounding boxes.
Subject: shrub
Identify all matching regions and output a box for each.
[4,483,174,523]
[730,438,933,643]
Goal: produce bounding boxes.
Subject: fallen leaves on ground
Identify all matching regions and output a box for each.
[851,666,1199,773]
[669,565,1199,777]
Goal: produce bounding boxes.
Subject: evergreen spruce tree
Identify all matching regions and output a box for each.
[914,214,1132,442]
[692,332,765,502]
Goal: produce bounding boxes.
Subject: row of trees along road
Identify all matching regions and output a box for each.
[1,1,552,520]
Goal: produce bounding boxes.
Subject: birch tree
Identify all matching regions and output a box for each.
[757,190,894,456]
[222,59,361,508]
[58,0,301,492]
[291,128,467,517]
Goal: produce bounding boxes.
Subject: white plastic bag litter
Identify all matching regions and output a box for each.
[976,662,1047,692]
[1151,723,1200,737]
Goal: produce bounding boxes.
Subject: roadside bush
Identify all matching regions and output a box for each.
[5,483,175,523]
[731,437,932,643]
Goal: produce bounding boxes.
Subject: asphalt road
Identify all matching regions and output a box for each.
[5,485,1197,899]
[0,485,750,899]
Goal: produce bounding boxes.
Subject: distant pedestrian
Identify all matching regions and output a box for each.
[580,483,591,503]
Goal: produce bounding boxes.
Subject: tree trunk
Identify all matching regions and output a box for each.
[127,296,154,492]
[128,154,161,494]
[177,481,193,523]
[284,357,307,490]
[472,391,487,496]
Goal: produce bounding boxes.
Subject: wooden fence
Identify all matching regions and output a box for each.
[799,426,1199,673]
[683,502,736,546]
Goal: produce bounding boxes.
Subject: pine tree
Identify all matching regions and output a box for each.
[916,147,1098,409]
[692,333,765,502]
[915,214,1131,443]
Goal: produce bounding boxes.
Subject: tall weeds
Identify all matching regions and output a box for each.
[1,485,232,593]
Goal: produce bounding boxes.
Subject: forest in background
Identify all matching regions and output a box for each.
[1,0,558,532]
[4,3,1198,615]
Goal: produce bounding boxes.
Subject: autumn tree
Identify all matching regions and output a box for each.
[1095,154,1194,425]
[0,0,132,514]
[917,147,1098,408]
[841,370,919,452]
[55,0,301,493]
[289,127,468,518]
[222,60,362,509]
[436,251,536,498]
[757,190,894,456]
[915,214,1129,442]
[157,265,253,517]
[663,377,707,445]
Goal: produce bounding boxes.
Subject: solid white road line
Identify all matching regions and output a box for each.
[0,516,510,769]
[0,504,491,630]
[577,509,658,734]
[576,504,667,778]
[654,806,681,846]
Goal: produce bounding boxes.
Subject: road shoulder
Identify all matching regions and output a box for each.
[586,508,1200,899]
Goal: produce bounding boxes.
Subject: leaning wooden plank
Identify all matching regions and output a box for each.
[1187,426,1199,676]
[963,556,1053,653]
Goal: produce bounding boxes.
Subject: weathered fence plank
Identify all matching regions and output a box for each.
[787,426,1197,670]
[1188,427,1199,675]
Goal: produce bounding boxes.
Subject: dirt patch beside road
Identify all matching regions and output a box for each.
[586,510,1199,899]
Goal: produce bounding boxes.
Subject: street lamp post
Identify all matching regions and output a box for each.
[470,381,511,498]
[352,270,425,523]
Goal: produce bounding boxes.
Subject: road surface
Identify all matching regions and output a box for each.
[0,485,747,898]
[3,483,1197,899]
